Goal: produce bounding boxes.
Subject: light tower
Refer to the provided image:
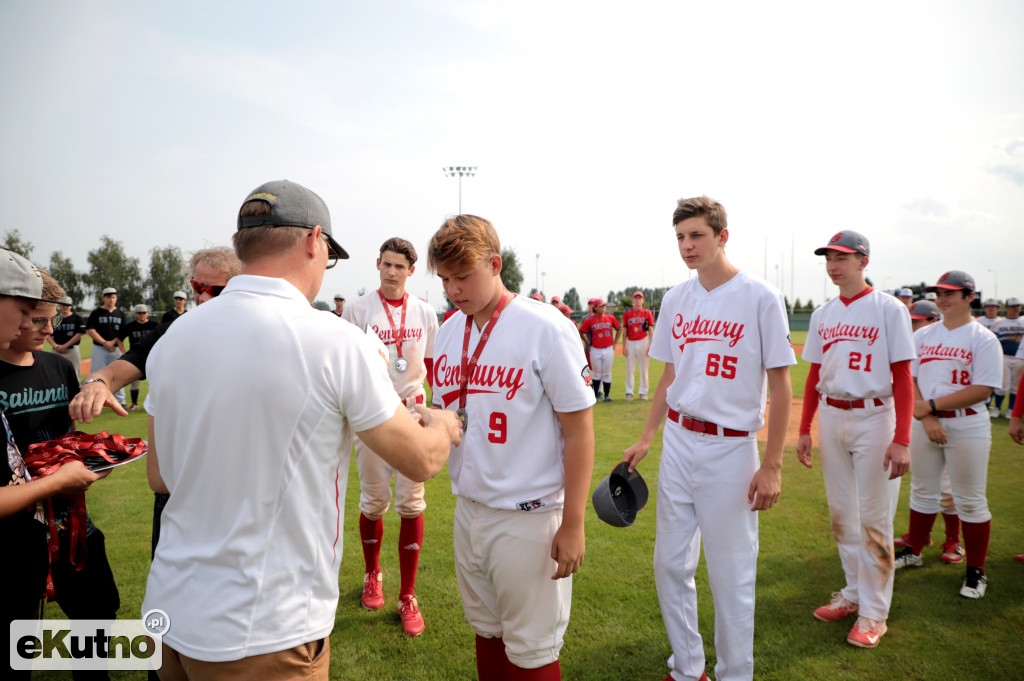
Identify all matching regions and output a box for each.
[442,166,477,212]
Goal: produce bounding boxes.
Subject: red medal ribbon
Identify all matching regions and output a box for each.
[459,290,514,410]
[378,290,409,362]
[23,431,147,601]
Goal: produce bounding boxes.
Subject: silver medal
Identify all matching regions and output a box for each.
[456,407,467,432]
[395,357,409,373]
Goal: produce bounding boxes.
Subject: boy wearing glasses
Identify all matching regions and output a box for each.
[343,237,438,637]
[0,272,121,671]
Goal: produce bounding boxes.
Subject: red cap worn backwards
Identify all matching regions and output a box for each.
[814,230,870,257]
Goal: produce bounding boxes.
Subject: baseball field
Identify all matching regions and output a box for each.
[39,335,1024,680]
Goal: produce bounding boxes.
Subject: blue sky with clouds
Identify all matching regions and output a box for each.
[4,0,1022,309]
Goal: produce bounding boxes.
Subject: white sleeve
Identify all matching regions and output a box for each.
[973,329,1005,390]
[759,289,797,370]
[885,299,917,363]
[802,308,823,364]
[539,319,598,413]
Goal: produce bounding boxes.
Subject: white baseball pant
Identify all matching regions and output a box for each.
[996,355,1024,397]
[909,418,991,523]
[624,338,650,398]
[453,498,570,669]
[655,421,759,681]
[818,401,899,622]
[589,346,614,384]
[354,398,428,520]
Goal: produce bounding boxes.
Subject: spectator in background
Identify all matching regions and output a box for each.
[896,288,914,308]
[332,293,346,317]
[976,298,1003,331]
[991,297,1024,418]
[86,287,126,408]
[622,291,655,402]
[161,290,187,324]
[121,304,158,411]
[49,296,86,377]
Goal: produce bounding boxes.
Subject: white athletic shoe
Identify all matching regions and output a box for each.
[960,567,988,599]
[894,546,923,569]
[989,406,1000,418]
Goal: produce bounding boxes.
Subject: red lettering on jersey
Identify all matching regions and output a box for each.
[670,314,745,348]
[918,342,973,366]
[432,354,527,406]
[818,322,881,351]
[370,324,425,345]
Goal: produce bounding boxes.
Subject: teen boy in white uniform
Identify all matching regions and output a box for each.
[624,196,794,681]
[428,214,595,681]
[894,270,1002,600]
[343,237,438,637]
[796,230,915,649]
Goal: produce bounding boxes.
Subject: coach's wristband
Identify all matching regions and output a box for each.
[80,377,107,388]
[928,399,937,414]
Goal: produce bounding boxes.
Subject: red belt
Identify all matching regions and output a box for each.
[934,408,978,418]
[667,409,749,437]
[825,397,885,410]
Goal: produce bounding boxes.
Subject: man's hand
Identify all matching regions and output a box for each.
[883,442,910,479]
[415,404,462,447]
[550,522,585,579]
[796,434,813,469]
[748,464,781,511]
[1010,417,1024,445]
[69,381,128,423]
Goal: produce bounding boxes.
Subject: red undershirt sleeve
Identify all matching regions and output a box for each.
[799,362,821,436]
[891,359,913,446]
[1013,370,1024,419]
[424,357,434,390]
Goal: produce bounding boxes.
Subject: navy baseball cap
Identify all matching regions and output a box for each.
[909,300,940,321]
[814,230,870,257]
[927,270,975,292]
[237,180,349,260]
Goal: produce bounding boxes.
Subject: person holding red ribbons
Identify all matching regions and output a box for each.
[342,237,439,636]
[0,252,109,681]
[427,215,595,681]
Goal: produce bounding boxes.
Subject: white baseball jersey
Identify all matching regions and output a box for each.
[431,296,595,511]
[913,321,1003,415]
[975,315,1002,331]
[343,291,438,399]
[649,272,796,433]
[803,288,916,399]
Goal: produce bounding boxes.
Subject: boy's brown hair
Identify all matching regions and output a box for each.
[379,237,418,266]
[672,195,728,236]
[426,215,500,273]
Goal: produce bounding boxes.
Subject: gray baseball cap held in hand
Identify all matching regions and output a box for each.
[0,249,61,303]
[237,180,350,260]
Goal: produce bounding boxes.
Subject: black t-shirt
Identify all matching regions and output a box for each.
[0,352,80,452]
[122,321,171,377]
[86,308,126,342]
[161,308,184,324]
[122,319,159,347]
[51,312,87,347]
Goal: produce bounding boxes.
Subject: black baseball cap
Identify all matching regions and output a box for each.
[926,270,975,293]
[814,230,870,257]
[237,180,349,260]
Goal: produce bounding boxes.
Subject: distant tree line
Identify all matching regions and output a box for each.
[2,229,187,313]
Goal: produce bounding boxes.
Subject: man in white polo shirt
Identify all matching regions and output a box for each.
[141,180,461,681]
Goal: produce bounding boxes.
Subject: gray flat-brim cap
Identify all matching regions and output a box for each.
[0,249,60,304]
[237,180,350,260]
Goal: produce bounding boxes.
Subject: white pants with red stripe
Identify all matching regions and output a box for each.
[589,345,614,384]
[655,420,759,681]
[818,401,899,623]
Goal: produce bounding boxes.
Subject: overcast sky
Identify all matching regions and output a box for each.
[3,0,1022,311]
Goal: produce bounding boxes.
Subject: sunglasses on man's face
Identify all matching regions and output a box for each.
[190,278,226,298]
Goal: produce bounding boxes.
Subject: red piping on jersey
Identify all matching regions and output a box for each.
[424,357,434,389]
[839,286,873,306]
[332,463,342,564]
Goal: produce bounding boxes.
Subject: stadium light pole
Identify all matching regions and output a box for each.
[535,253,540,292]
[988,269,998,300]
[442,166,477,212]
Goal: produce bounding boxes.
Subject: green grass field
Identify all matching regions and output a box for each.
[33,338,1024,680]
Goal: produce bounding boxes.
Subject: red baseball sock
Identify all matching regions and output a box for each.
[907,509,936,555]
[942,512,961,543]
[961,519,991,570]
[399,514,424,599]
[475,635,515,681]
[359,513,384,574]
[515,660,561,681]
